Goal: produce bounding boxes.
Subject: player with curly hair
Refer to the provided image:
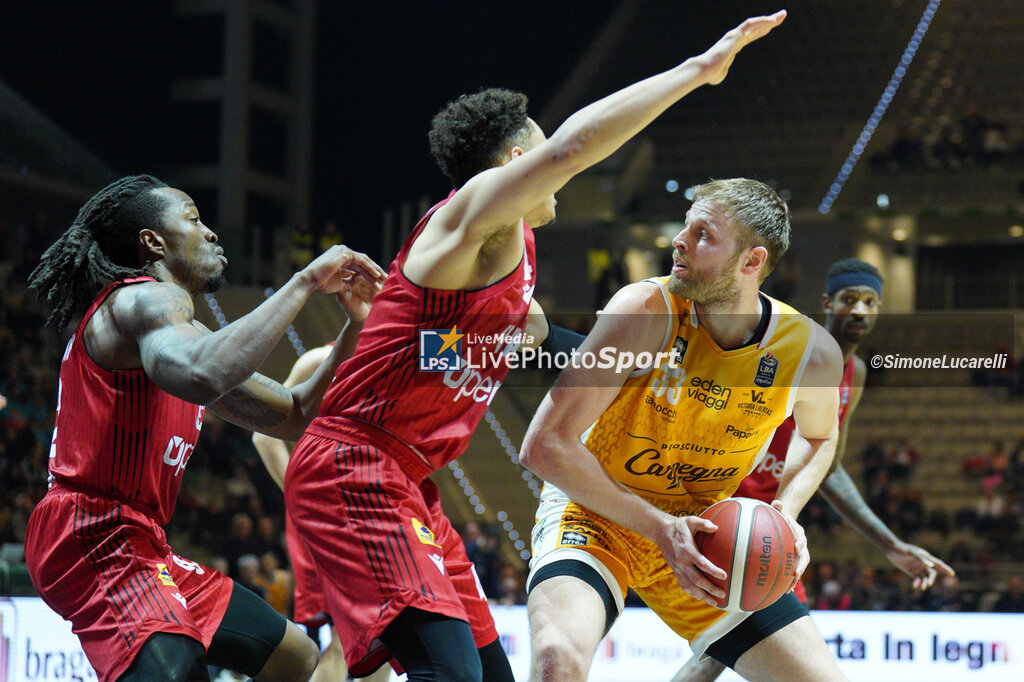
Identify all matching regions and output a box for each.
[24,175,384,682]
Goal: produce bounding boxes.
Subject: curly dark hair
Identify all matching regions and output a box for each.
[27,174,170,330]
[428,88,532,188]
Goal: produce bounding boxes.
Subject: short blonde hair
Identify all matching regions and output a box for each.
[690,178,790,279]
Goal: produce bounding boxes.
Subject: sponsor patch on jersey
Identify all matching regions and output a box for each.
[754,352,779,387]
[412,518,441,548]
[671,336,688,365]
[559,531,588,547]
[156,563,178,588]
[418,327,463,372]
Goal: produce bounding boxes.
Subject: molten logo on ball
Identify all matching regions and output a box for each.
[755,537,772,588]
[694,497,799,613]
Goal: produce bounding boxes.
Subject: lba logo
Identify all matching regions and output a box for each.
[419,327,463,372]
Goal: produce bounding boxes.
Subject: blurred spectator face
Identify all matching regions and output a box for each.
[232,513,253,538]
[1007,576,1023,595]
[260,551,279,575]
[210,556,230,574]
[238,554,259,582]
[463,521,481,544]
[257,516,275,539]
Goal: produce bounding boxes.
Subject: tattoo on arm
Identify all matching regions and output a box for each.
[824,467,893,541]
[214,374,291,430]
[132,284,196,328]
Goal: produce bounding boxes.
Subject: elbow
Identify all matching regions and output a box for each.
[519,430,561,479]
[174,365,232,405]
[547,126,590,175]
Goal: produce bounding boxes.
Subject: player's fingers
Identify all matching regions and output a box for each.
[692,553,727,581]
[690,518,718,535]
[347,255,387,281]
[680,568,725,604]
[795,546,810,578]
[920,566,938,589]
[931,556,955,576]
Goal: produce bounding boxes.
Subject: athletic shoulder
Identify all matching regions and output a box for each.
[284,344,334,387]
[109,280,196,336]
[600,279,670,317]
[802,320,844,388]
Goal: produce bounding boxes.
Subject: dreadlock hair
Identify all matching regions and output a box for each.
[428,88,531,188]
[28,174,170,331]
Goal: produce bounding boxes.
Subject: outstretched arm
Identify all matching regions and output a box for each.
[816,357,954,588]
[440,12,787,240]
[122,245,385,405]
[519,283,727,606]
[818,465,954,589]
[216,272,380,440]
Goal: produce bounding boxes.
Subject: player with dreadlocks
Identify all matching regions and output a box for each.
[24,174,386,682]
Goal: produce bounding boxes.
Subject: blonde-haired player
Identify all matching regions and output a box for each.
[521,178,848,681]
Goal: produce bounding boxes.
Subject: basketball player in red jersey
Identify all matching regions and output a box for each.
[284,11,787,681]
[670,258,953,682]
[23,175,385,682]
[253,344,389,682]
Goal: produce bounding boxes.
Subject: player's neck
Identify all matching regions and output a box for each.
[145,262,199,299]
[839,339,860,363]
[694,290,765,350]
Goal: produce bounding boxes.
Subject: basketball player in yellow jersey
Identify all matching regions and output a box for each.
[520,179,848,681]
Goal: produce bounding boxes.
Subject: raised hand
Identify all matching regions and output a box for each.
[336,269,384,323]
[302,245,387,295]
[656,515,727,606]
[700,10,787,86]
[885,541,955,590]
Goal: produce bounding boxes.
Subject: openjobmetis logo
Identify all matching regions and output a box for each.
[418,327,463,372]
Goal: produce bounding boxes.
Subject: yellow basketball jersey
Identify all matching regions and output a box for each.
[583,277,814,516]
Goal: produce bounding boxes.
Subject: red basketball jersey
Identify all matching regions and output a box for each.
[736,356,857,502]
[47,277,205,526]
[309,193,536,477]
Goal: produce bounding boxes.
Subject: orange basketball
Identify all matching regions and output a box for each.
[694,497,799,612]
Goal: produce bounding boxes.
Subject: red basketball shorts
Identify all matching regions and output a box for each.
[285,432,497,676]
[286,512,328,627]
[24,487,233,682]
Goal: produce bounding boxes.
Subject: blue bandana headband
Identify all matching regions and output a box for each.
[826,271,882,297]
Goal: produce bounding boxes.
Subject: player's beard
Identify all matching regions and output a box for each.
[666,252,741,307]
[205,273,227,293]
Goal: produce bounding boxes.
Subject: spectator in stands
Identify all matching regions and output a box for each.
[224,512,262,578]
[993,575,1024,612]
[887,436,919,484]
[929,124,965,169]
[960,103,990,160]
[318,220,343,254]
[814,579,852,610]
[974,479,1007,535]
[461,520,500,598]
[288,222,314,271]
[256,551,293,617]
[494,564,528,606]
[860,438,886,490]
[255,515,288,567]
[983,439,1010,488]
[236,554,267,600]
[922,574,965,612]
[849,566,887,611]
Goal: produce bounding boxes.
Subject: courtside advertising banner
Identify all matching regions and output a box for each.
[1,598,1021,681]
